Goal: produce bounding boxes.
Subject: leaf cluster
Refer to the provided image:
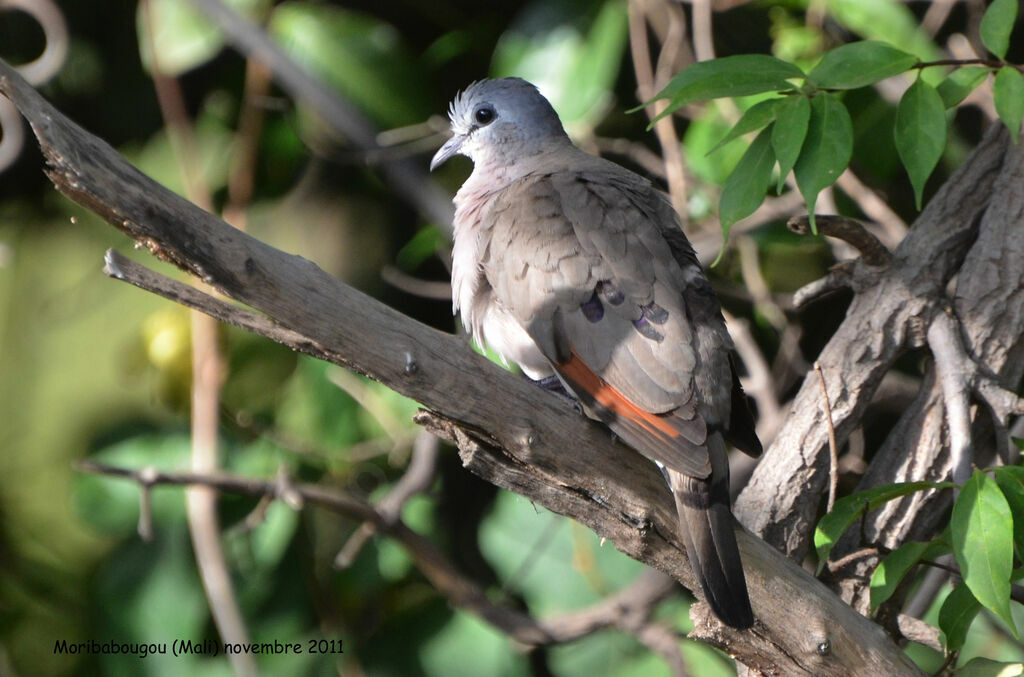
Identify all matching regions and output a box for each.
[815,462,1024,671]
[648,0,1022,248]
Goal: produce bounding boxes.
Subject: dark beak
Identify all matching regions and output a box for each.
[430,134,465,171]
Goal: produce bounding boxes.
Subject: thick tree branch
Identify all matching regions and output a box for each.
[0,59,922,675]
[78,460,685,650]
[736,124,1011,559]
[829,120,1024,614]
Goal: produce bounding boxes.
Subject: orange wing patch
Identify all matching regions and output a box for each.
[558,350,679,439]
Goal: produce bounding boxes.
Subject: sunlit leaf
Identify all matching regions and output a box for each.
[793,93,853,234]
[772,95,811,192]
[648,55,803,122]
[980,0,1019,59]
[492,0,628,130]
[269,3,432,127]
[951,470,1016,635]
[396,226,445,271]
[994,67,1024,144]
[814,480,952,566]
[807,41,917,90]
[936,67,991,108]
[709,99,778,154]
[718,128,776,256]
[823,0,942,65]
[954,657,1024,677]
[870,539,948,611]
[895,79,946,210]
[137,0,269,76]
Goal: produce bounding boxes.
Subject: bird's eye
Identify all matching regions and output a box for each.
[474,105,495,126]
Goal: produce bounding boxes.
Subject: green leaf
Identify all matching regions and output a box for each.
[649,55,804,121]
[870,539,949,611]
[793,93,853,234]
[396,226,445,271]
[772,95,811,192]
[822,0,943,67]
[708,99,778,154]
[894,79,947,210]
[954,657,1024,677]
[940,581,983,652]
[994,466,1024,553]
[951,470,1016,635]
[980,0,1019,59]
[814,480,952,566]
[492,0,628,130]
[718,128,776,253]
[807,41,918,90]
[137,0,269,76]
[994,67,1024,144]
[269,3,432,127]
[936,67,991,109]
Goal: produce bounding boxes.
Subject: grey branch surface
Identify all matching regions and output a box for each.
[0,58,923,675]
[735,123,1020,563]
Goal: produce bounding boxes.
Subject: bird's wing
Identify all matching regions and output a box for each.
[483,165,736,478]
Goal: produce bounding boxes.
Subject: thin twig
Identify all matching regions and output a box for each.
[334,431,441,568]
[738,236,786,330]
[827,546,880,574]
[791,262,856,309]
[380,265,452,301]
[76,460,681,650]
[690,0,716,62]
[628,0,689,218]
[140,3,255,674]
[815,362,840,513]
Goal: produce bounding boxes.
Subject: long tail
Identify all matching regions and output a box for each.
[666,432,753,629]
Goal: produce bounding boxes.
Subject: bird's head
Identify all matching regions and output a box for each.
[430,78,570,172]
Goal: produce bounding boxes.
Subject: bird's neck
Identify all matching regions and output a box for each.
[461,140,583,195]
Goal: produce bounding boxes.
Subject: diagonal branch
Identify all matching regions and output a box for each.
[77,460,681,649]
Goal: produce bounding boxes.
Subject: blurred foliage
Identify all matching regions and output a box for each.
[0,0,1021,676]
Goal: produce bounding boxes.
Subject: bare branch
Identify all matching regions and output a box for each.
[78,459,685,653]
[787,215,893,267]
[737,125,1009,559]
[628,0,689,217]
[334,430,441,568]
[791,261,855,309]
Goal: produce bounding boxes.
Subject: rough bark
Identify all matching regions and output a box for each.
[829,127,1024,613]
[733,124,1015,560]
[0,58,927,675]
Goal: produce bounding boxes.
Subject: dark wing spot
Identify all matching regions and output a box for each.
[641,302,668,324]
[597,280,625,305]
[580,289,604,322]
[633,316,664,342]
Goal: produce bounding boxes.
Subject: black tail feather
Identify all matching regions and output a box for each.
[667,433,753,629]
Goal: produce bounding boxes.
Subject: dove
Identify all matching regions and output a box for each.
[431,77,761,629]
